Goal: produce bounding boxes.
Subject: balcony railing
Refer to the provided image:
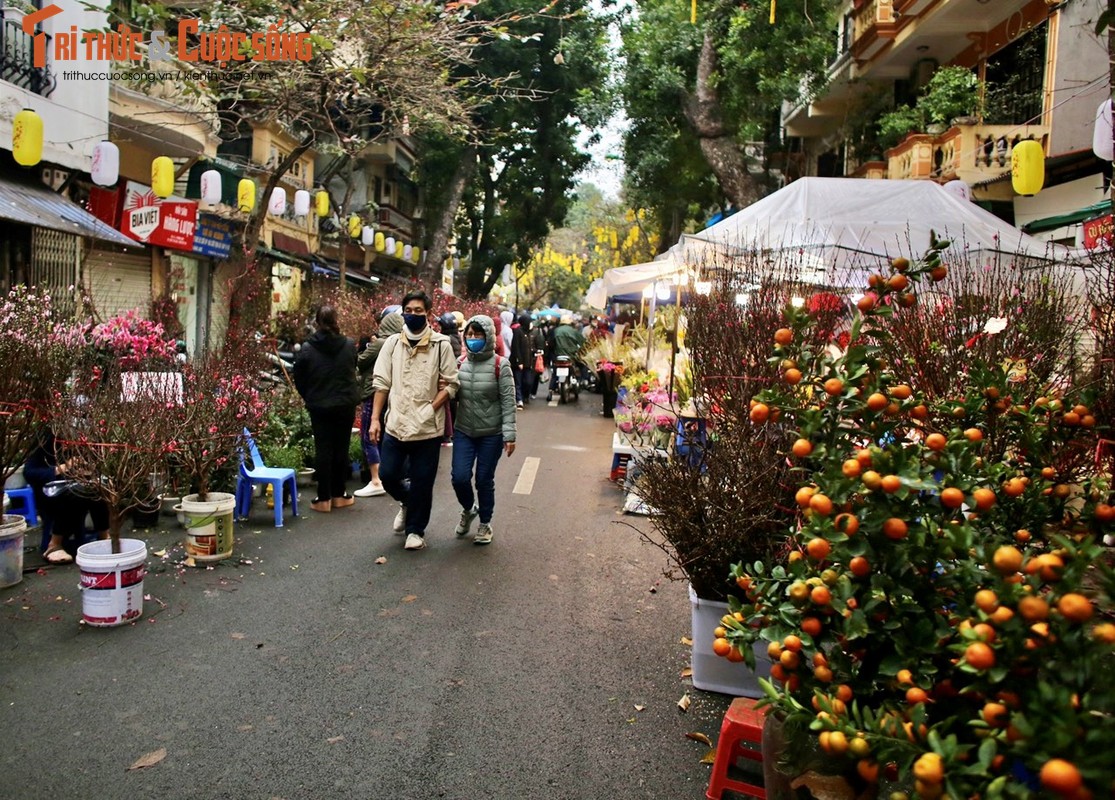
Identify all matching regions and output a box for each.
[1,10,55,97]
[851,0,897,61]
[881,122,1051,183]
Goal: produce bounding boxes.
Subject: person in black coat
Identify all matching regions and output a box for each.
[23,427,110,563]
[293,306,360,513]
[510,313,533,407]
[437,313,462,359]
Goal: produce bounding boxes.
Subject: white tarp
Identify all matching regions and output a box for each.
[589,257,688,303]
[671,177,1083,285]
[584,278,606,309]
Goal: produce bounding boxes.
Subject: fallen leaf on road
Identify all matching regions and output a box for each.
[236,724,253,732]
[184,557,196,568]
[126,747,167,771]
[634,705,646,712]
[153,549,167,557]
[231,632,246,640]
[677,693,691,712]
[680,667,693,678]
[290,565,299,570]
[626,717,637,724]
[401,595,417,603]
[685,732,712,746]
[374,556,387,564]
[326,736,344,744]
[699,748,717,765]
[680,636,693,647]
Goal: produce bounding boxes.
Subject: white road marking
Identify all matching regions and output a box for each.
[549,444,588,452]
[513,457,541,495]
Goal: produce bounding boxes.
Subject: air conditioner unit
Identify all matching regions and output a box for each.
[41,168,68,190]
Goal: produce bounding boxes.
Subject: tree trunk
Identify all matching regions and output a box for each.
[421,146,477,293]
[109,506,123,555]
[682,32,760,209]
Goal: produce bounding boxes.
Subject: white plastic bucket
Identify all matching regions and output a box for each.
[0,514,26,588]
[76,538,147,626]
[181,492,236,563]
[689,585,770,697]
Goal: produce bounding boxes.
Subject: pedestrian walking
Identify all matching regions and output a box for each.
[451,316,516,545]
[369,290,460,551]
[510,312,533,408]
[353,311,404,497]
[293,306,360,513]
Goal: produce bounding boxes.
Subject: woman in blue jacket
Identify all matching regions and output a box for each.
[451,316,517,545]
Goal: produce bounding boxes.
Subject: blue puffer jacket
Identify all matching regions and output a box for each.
[456,315,516,442]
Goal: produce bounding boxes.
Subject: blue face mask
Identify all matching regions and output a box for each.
[403,313,427,333]
[465,338,485,354]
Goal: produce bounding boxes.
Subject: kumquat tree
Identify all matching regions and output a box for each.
[712,236,1115,799]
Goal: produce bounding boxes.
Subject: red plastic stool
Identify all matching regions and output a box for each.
[610,453,631,482]
[706,697,768,799]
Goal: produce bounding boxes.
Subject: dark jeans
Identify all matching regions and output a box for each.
[516,367,535,405]
[379,433,442,535]
[359,399,381,466]
[309,406,354,501]
[450,431,503,524]
[511,365,523,404]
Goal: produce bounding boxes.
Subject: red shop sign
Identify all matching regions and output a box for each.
[1083,213,1113,250]
[120,181,198,251]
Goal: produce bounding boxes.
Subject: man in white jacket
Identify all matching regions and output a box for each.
[369,290,460,551]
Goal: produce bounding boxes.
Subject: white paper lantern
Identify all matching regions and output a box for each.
[385,236,396,254]
[943,179,971,203]
[361,226,374,246]
[293,189,311,216]
[90,141,119,187]
[268,187,287,215]
[403,244,413,261]
[1093,99,1113,162]
[200,169,222,204]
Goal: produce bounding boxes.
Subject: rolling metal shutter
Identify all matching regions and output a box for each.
[83,246,153,320]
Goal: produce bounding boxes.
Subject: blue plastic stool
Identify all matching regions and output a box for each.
[4,485,38,526]
[237,428,298,527]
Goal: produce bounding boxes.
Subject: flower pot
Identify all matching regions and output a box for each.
[173,503,187,527]
[4,466,27,491]
[161,495,181,517]
[296,469,315,488]
[181,492,236,563]
[132,497,161,530]
[0,514,26,588]
[76,538,146,626]
[689,585,771,697]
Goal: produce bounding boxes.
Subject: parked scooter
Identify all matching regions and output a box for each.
[553,354,580,404]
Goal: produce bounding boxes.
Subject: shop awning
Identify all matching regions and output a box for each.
[0,176,139,247]
[312,261,380,287]
[1022,200,1112,235]
[257,245,311,267]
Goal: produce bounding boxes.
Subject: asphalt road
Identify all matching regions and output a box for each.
[0,392,733,800]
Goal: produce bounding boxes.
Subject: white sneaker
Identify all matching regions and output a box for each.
[404,533,426,550]
[473,522,493,545]
[353,481,386,498]
[393,504,407,533]
[455,505,478,536]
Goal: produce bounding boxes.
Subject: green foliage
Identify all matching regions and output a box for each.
[256,387,314,468]
[919,66,979,125]
[876,104,924,150]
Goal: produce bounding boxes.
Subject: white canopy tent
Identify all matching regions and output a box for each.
[584,256,689,307]
[670,177,1084,287]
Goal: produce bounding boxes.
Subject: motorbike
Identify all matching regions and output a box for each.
[553,354,580,405]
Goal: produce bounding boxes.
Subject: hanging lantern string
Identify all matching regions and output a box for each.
[770,0,776,25]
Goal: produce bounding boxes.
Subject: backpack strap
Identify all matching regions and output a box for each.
[459,352,504,380]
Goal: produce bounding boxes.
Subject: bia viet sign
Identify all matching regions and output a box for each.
[1083,213,1113,250]
[121,182,197,251]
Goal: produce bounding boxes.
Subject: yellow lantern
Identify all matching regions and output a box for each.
[315,190,329,217]
[1011,140,1045,196]
[151,156,175,198]
[374,232,385,253]
[237,178,256,212]
[394,240,404,258]
[348,214,362,239]
[411,247,421,264]
[11,108,43,167]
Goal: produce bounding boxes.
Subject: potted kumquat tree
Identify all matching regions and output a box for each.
[712,235,1114,799]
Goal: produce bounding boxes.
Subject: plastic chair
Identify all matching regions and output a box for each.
[236,428,298,527]
[4,485,38,526]
[706,697,768,799]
